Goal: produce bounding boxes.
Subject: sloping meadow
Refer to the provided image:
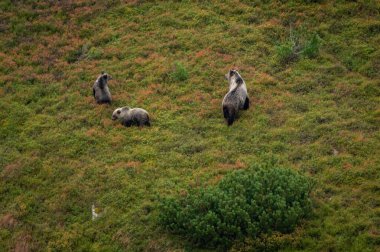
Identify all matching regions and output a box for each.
[0,0,379,251]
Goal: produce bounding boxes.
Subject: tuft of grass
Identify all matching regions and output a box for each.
[276,30,321,65]
[276,41,298,65]
[170,62,189,82]
[302,33,322,58]
[86,47,103,60]
[65,45,88,63]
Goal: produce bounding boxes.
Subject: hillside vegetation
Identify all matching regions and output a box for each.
[0,0,379,251]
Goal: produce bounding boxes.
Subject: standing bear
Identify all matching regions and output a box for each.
[93,72,112,104]
[112,107,151,127]
[222,69,249,126]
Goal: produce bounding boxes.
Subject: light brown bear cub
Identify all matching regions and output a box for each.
[112,107,151,127]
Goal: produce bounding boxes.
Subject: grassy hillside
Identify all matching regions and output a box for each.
[0,0,379,251]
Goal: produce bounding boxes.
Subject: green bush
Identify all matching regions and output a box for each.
[65,48,82,63]
[86,47,103,60]
[275,41,298,64]
[302,33,321,58]
[170,62,189,81]
[159,165,313,249]
[65,45,88,63]
[276,31,321,64]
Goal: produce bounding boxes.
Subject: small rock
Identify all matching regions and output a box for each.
[332,148,339,156]
[92,204,100,221]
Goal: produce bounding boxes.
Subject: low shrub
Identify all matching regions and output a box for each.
[159,164,313,249]
[302,33,322,58]
[65,44,88,63]
[275,41,298,64]
[170,62,189,82]
[65,48,82,63]
[276,30,321,64]
[86,47,103,60]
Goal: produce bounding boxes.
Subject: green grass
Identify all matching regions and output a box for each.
[0,0,379,251]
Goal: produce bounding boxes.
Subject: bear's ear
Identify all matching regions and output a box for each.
[101,71,105,75]
[229,70,235,77]
[103,74,108,80]
[117,110,121,114]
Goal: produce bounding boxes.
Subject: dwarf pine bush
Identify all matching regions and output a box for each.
[159,165,313,248]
